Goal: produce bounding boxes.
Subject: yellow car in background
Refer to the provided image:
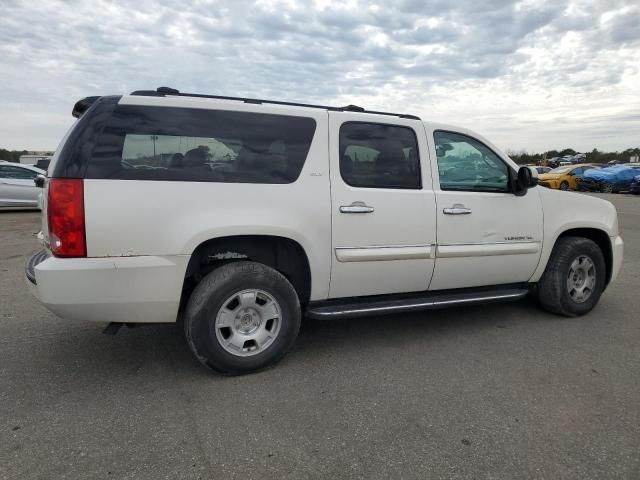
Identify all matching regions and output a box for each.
[538,164,599,191]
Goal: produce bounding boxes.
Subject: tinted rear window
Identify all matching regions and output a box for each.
[85,105,317,183]
[339,122,421,189]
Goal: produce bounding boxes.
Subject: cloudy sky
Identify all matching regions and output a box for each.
[1,0,639,153]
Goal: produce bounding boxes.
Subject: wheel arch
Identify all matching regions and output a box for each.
[180,235,312,312]
[556,228,613,286]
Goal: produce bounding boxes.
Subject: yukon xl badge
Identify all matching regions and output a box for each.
[504,236,534,241]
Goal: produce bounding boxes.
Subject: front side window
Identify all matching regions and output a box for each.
[0,165,38,180]
[87,106,317,184]
[434,131,509,192]
[339,122,421,189]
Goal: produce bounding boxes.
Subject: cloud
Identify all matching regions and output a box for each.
[0,0,639,152]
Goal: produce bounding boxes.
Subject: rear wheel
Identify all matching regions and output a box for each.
[601,182,614,193]
[184,261,301,374]
[536,237,605,317]
[559,181,569,191]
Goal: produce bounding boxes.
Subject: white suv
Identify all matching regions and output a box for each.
[26,87,624,374]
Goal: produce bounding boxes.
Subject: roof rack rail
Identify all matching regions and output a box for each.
[129,87,421,120]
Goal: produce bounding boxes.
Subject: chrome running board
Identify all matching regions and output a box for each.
[306,286,530,320]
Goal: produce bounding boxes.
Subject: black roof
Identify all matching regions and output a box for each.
[129,87,421,120]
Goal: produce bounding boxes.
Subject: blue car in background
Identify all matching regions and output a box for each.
[630,173,640,195]
[578,164,640,193]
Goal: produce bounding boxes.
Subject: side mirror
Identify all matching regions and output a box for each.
[513,166,534,196]
[34,174,45,188]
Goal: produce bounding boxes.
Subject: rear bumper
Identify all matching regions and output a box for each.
[26,251,189,323]
[25,249,49,284]
[610,235,624,284]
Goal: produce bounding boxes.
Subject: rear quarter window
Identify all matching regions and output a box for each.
[85,106,317,184]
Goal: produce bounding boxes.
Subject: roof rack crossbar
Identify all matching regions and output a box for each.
[129,88,421,120]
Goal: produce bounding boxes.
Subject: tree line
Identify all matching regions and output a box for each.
[0,149,29,162]
[1,149,55,162]
[507,147,640,166]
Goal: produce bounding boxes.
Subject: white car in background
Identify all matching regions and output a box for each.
[0,161,44,209]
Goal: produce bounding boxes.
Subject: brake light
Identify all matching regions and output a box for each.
[47,179,86,257]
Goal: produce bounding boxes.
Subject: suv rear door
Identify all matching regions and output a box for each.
[328,112,437,298]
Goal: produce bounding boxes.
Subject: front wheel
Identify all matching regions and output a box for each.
[536,237,606,317]
[559,181,569,191]
[184,261,301,374]
[601,182,614,193]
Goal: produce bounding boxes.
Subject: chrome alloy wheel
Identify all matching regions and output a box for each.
[214,289,282,357]
[566,255,596,304]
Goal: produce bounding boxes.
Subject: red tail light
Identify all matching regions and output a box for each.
[48,179,86,257]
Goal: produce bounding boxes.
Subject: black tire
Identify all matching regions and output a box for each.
[601,182,614,193]
[559,181,569,191]
[184,261,301,374]
[536,237,606,317]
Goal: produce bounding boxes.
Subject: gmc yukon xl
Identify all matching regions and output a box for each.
[26,87,624,374]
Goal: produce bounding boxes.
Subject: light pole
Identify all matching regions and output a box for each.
[150,135,158,164]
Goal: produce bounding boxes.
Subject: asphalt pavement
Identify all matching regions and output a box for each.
[1,193,639,479]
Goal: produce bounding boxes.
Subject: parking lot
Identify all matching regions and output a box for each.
[0,193,638,480]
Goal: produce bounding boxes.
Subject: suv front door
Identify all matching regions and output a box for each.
[328,113,437,298]
[428,129,543,290]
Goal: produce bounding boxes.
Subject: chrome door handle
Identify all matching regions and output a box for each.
[443,204,472,215]
[340,201,374,214]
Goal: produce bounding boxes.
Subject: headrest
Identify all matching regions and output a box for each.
[183,148,207,168]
